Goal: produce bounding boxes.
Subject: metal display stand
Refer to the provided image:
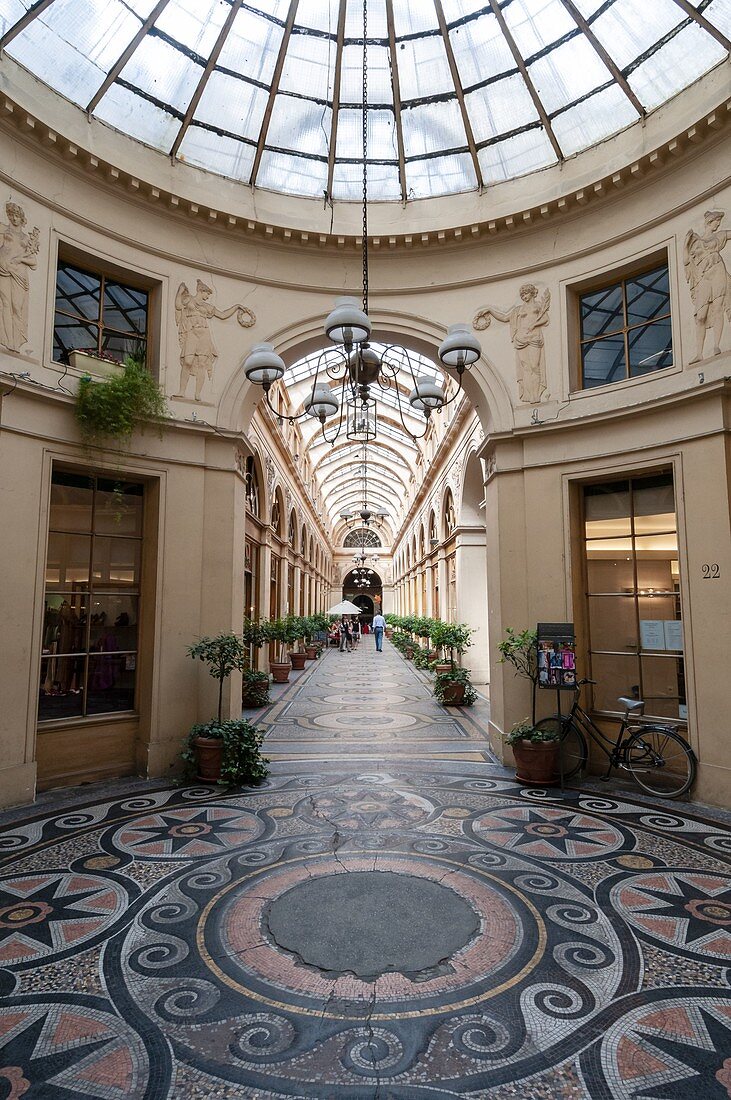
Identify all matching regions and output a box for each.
[536,622,577,794]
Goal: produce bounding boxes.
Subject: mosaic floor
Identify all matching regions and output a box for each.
[1,637,730,1098]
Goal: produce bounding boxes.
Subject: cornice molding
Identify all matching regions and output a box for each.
[0,85,728,256]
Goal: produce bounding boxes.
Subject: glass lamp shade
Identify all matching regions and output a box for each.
[325,297,371,345]
[346,401,377,442]
[409,377,445,414]
[438,324,481,369]
[304,384,339,422]
[243,342,286,386]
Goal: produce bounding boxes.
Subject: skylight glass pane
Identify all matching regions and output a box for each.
[392,1,439,36]
[345,0,387,39]
[503,0,576,56]
[405,152,476,198]
[704,0,731,37]
[95,84,180,149]
[267,95,331,157]
[156,0,229,56]
[332,161,401,200]
[628,24,727,109]
[442,0,492,17]
[591,0,683,70]
[528,35,613,114]
[279,30,337,99]
[340,45,392,105]
[257,149,327,197]
[466,76,538,142]
[7,0,140,108]
[193,72,268,140]
[448,12,516,88]
[216,8,283,84]
[397,35,453,101]
[118,35,203,112]
[336,109,399,161]
[296,0,341,33]
[552,83,639,156]
[0,1,29,39]
[402,99,466,156]
[178,126,256,181]
[478,128,557,182]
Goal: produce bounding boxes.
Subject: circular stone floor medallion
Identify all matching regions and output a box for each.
[265,871,479,980]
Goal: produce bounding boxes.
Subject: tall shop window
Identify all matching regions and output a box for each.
[40,471,143,722]
[53,259,149,365]
[579,263,672,388]
[584,472,685,721]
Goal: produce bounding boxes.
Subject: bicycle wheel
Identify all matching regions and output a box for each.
[625,727,696,799]
[534,717,587,780]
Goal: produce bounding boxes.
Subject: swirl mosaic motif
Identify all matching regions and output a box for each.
[0,643,729,1097]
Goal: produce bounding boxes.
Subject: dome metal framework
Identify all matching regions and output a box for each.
[0,0,728,202]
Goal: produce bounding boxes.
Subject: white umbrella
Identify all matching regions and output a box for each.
[327,600,363,615]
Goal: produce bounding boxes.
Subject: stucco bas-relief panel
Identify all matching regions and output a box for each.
[172,278,255,404]
[474,284,550,405]
[0,200,40,354]
[684,209,731,363]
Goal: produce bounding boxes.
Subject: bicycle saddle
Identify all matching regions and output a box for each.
[618,696,644,713]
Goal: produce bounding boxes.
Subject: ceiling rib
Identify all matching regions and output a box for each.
[558,0,646,117]
[325,0,347,202]
[169,0,244,158]
[669,0,731,52]
[0,0,57,50]
[487,0,565,162]
[386,0,408,202]
[87,0,172,114]
[249,0,300,187]
[433,0,483,189]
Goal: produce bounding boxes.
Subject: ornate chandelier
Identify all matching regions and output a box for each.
[242,0,481,445]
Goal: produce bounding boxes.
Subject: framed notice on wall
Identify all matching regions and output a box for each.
[536,622,576,690]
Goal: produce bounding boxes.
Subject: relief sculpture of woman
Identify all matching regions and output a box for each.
[684,209,731,362]
[0,202,40,353]
[473,283,550,404]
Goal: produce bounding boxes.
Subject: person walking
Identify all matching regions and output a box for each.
[352,618,361,650]
[372,611,386,652]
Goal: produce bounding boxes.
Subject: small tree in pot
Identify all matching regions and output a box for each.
[242,668,271,708]
[504,718,559,786]
[434,665,477,706]
[262,618,294,682]
[286,615,308,669]
[182,633,269,785]
[431,622,473,673]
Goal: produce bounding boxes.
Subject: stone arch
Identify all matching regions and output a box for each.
[271,485,285,539]
[287,507,298,549]
[244,448,264,519]
[460,447,485,526]
[442,486,457,540]
[217,308,514,441]
[428,508,438,546]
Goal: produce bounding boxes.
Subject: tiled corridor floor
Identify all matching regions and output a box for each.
[1,637,730,1098]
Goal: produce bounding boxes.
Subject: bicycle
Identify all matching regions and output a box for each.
[535,678,697,799]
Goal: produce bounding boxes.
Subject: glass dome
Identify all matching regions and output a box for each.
[0,0,728,201]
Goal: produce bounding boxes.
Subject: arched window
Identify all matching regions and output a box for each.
[344,528,381,548]
[271,494,281,537]
[288,509,297,547]
[245,456,260,518]
[444,488,457,538]
[301,526,308,555]
[429,510,438,544]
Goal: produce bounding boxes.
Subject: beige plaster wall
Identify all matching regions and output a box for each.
[0,74,729,806]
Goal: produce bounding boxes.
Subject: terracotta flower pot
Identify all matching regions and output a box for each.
[441,681,466,705]
[435,662,453,675]
[193,735,223,783]
[511,740,559,786]
[270,662,291,683]
[305,645,318,660]
[290,652,306,670]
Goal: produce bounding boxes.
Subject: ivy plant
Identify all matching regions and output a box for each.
[75,354,167,446]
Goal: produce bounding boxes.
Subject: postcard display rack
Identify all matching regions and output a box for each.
[536,622,577,790]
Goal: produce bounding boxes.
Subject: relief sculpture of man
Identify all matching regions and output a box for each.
[473,283,550,404]
[0,201,40,353]
[684,209,731,362]
[174,279,256,401]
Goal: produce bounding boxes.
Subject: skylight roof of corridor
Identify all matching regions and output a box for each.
[1,0,728,202]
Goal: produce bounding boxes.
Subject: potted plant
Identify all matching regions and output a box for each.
[434,665,478,706]
[242,667,271,708]
[70,347,126,380]
[183,633,269,785]
[263,617,294,682]
[75,352,167,446]
[242,616,267,668]
[497,626,540,723]
[504,718,559,786]
[284,615,308,669]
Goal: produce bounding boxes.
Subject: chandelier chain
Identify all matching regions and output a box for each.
[361,0,369,317]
